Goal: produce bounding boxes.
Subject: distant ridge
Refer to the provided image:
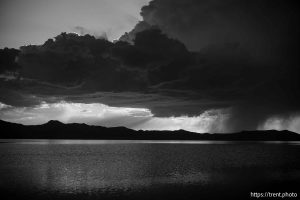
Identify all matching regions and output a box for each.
[0,120,299,141]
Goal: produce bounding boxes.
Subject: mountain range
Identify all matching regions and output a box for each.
[0,120,299,141]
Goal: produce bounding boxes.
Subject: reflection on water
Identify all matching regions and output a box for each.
[2,139,300,145]
[0,140,300,199]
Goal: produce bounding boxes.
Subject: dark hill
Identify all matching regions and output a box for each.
[0,120,299,141]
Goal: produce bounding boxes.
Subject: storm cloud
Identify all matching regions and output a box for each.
[0,48,20,73]
[0,0,299,133]
[125,0,299,62]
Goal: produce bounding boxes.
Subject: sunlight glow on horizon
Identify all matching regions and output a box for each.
[0,101,227,133]
[1,101,300,133]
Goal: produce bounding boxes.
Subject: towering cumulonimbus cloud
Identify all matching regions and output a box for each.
[0,0,299,133]
[125,0,299,61]
[118,0,300,132]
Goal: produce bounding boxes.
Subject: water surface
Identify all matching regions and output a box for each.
[0,140,299,199]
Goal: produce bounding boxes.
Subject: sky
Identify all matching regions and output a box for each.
[0,0,150,48]
[0,0,299,133]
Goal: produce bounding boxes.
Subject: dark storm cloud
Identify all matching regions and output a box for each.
[17,33,147,91]
[15,29,191,92]
[0,48,20,73]
[150,40,300,131]
[113,29,190,69]
[118,0,299,132]
[119,21,153,44]
[0,30,197,112]
[0,0,299,132]
[130,0,299,59]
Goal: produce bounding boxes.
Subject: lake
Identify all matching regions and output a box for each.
[0,140,299,200]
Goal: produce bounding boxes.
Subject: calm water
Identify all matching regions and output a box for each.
[0,140,300,199]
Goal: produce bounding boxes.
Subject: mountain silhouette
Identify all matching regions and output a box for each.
[0,120,299,141]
